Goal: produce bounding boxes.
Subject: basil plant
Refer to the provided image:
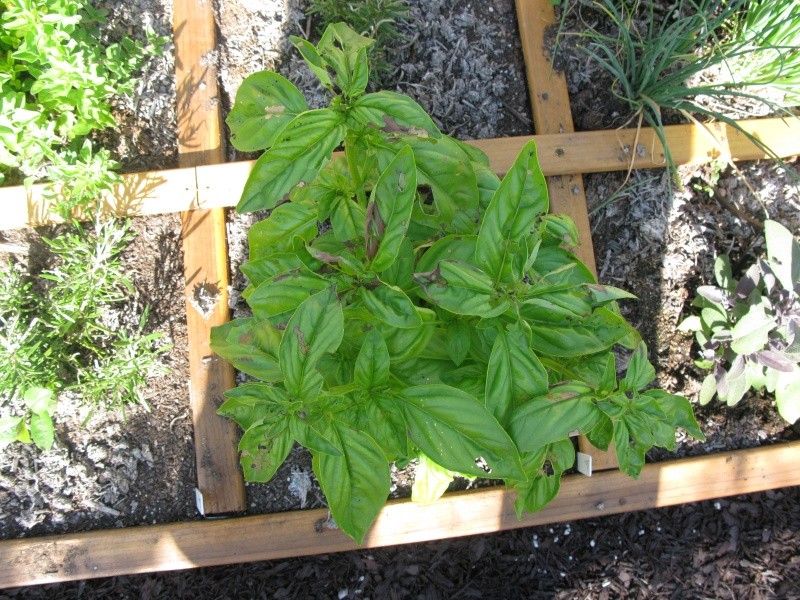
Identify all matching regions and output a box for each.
[211,23,704,543]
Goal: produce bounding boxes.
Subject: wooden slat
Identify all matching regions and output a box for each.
[516,0,615,470]
[1,117,797,231]
[515,0,595,272]
[1,441,798,588]
[174,0,246,515]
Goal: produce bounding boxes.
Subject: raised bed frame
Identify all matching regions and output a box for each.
[1,0,799,588]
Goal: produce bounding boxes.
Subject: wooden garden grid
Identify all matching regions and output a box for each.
[1,0,799,588]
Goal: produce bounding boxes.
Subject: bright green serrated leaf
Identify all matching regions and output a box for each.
[290,415,342,456]
[415,260,508,318]
[248,269,330,322]
[362,392,409,460]
[241,253,304,287]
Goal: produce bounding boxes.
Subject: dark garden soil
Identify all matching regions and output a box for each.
[2,0,799,597]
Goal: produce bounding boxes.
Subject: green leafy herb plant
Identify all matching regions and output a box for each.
[0,0,169,452]
[680,220,800,423]
[213,23,704,543]
[568,0,797,181]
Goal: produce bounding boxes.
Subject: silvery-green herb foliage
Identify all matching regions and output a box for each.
[212,23,704,543]
[680,220,800,423]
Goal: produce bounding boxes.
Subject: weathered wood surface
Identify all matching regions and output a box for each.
[2,441,798,588]
[2,117,797,231]
[174,0,245,516]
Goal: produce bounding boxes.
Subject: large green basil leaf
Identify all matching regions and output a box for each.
[395,384,525,480]
[415,260,509,318]
[440,364,487,399]
[361,392,409,461]
[226,71,309,152]
[219,383,288,430]
[474,161,501,211]
[351,91,441,138]
[239,109,345,213]
[519,290,593,323]
[210,318,282,381]
[643,389,705,441]
[485,327,549,427]
[279,288,344,400]
[312,420,390,544]
[241,253,304,287]
[416,235,478,273]
[379,237,415,292]
[527,307,635,357]
[248,269,330,322]
[613,419,647,479]
[476,140,548,284]
[513,439,574,518]
[381,307,437,362]
[391,358,456,387]
[529,246,595,287]
[290,414,342,456]
[367,145,417,272]
[361,284,422,328]
[620,342,656,392]
[399,136,479,234]
[239,419,293,482]
[354,328,391,389]
[330,196,366,243]
[510,383,602,452]
[248,202,318,258]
